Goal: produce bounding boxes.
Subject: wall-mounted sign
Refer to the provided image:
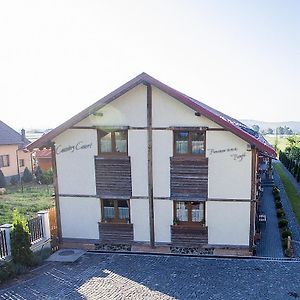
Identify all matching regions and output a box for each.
[207,147,238,155]
[207,147,246,162]
[231,153,246,162]
[56,141,92,155]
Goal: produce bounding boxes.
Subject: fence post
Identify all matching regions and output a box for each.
[37,210,51,241]
[0,224,12,257]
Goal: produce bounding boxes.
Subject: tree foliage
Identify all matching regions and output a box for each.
[0,169,6,188]
[22,167,33,183]
[10,210,33,266]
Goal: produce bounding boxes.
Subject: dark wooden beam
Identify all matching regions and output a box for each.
[146,83,155,248]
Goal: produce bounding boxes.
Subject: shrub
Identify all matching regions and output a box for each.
[272,186,280,195]
[22,167,33,183]
[274,194,281,201]
[275,201,283,209]
[282,229,292,239]
[10,210,33,266]
[276,209,285,218]
[278,219,288,228]
[0,261,29,283]
[10,175,19,185]
[0,170,6,188]
[40,168,53,185]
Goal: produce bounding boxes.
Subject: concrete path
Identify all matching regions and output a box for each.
[0,253,300,300]
[273,161,300,257]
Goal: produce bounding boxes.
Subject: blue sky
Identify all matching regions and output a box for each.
[0,0,299,130]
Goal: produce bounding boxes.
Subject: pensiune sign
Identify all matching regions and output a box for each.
[207,147,246,162]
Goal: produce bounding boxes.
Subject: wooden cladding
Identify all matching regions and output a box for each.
[171,225,208,247]
[98,223,133,244]
[170,157,208,200]
[95,156,132,198]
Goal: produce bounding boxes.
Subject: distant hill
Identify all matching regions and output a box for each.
[240,120,300,134]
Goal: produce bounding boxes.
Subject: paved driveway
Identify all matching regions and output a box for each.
[0,253,299,300]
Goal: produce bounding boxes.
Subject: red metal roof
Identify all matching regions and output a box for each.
[27,72,276,157]
[35,149,52,159]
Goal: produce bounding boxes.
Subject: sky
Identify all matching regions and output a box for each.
[0,0,299,131]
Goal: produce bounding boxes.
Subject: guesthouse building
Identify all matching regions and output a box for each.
[28,73,276,255]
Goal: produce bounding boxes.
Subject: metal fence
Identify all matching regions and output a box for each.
[27,216,44,244]
[0,229,8,259]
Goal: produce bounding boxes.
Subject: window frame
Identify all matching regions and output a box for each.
[19,159,25,167]
[173,201,205,226]
[0,155,10,168]
[97,130,128,156]
[101,199,131,224]
[173,130,206,157]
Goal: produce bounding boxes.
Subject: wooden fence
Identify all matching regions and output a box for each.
[48,207,59,251]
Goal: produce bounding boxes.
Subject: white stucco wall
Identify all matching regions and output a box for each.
[54,129,97,195]
[60,197,100,239]
[206,201,250,246]
[207,131,252,199]
[154,200,173,243]
[152,87,221,128]
[130,199,150,242]
[128,130,148,197]
[77,85,147,127]
[153,130,173,197]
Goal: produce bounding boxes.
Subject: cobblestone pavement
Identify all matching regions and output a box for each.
[256,184,284,257]
[273,161,300,257]
[1,253,300,300]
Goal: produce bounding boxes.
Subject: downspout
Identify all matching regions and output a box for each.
[146,83,155,248]
[51,143,63,243]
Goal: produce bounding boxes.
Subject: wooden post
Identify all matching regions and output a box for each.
[146,83,155,248]
[249,148,257,250]
[51,144,62,244]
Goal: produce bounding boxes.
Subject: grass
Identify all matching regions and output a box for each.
[0,183,54,225]
[274,163,300,225]
[265,135,289,152]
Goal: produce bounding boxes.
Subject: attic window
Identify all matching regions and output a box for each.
[98,130,127,155]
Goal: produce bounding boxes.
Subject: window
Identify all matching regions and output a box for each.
[0,155,9,167]
[19,159,25,167]
[174,201,205,225]
[174,131,205,155]
[101,199,130,223]
[98,130,127,154]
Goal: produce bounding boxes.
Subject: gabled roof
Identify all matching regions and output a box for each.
[0,120,30,147]
[28,72,276,157]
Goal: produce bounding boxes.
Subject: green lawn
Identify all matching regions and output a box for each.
[274,163,300,225]
[0,183,54,225]
[265,135,289,152]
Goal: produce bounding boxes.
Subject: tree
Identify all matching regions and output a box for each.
[252,125,260,133]
[22,167,33,183]
[0,169,6,188]
[266,128,274,135]
[10,210,33,266]
[34,166,43,183]
[294,163,299,178]
[297,167,300,183]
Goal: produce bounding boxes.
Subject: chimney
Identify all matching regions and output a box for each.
[21,128,26,143]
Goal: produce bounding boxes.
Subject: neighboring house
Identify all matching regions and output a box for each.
[35,149,52,171]
[0,120,32,183]
[28,73,276,255]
